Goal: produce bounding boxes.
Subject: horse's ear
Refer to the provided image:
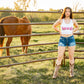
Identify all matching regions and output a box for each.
[23,16,28,19]
[22,16,30,22]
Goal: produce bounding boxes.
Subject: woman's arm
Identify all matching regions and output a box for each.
[52,19,61,33]
[73,19,79,33]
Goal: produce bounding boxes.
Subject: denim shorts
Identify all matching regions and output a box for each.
[58,35,76,46]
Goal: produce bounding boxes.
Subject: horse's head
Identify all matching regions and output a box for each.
[22,16,30,23]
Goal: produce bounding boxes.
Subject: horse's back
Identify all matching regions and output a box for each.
[1,16,19,23]
[1,16,32,35]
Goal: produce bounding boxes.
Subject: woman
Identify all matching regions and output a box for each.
[52,7,79,79]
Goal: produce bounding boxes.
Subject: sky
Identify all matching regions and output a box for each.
[0,0,84,11]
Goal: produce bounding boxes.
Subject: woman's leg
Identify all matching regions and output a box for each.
[68,46,75,77]
[56,46,66,65]
[52,46,66,78]
[68,46,75,65]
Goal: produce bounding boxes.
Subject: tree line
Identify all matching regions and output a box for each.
[0,7,84,22]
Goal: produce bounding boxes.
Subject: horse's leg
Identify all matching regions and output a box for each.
[6,37,12,56]
[20,36,25,53]
[24,25,32,53]
[24,36,31,53]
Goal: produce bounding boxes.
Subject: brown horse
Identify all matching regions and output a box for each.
[0,16,32,56]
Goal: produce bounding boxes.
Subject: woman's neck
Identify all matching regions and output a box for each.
[64,17,70,20]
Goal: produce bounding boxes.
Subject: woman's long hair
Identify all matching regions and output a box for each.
[60,7,73,19]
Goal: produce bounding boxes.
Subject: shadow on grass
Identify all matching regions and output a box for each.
[0,61,84,84]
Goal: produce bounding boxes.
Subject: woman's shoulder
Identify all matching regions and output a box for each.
[57,18,63,24]
[72,19,77,23]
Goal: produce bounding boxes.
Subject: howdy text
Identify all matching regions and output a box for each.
[62,27,73,30]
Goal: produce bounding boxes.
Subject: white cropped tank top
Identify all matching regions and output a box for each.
[61,19,74,34]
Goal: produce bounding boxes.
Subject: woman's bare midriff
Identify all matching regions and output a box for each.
[61,34,73,37]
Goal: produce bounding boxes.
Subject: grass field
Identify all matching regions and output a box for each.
[0,24,84,84]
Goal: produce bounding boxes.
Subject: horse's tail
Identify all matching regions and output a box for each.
[0,19,5,56]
